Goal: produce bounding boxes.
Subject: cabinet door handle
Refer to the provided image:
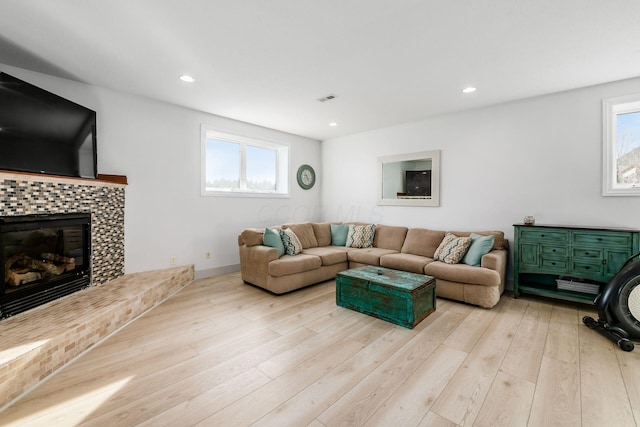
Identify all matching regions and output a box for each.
[584,266,590,270]
[602,259,607,265]
[551,262,556,265]
[552,249,556,252]
[585,252,589,255]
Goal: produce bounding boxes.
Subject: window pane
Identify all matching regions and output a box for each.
[246,145,276,190]
[616,111,640,185]
[206,138,240,190]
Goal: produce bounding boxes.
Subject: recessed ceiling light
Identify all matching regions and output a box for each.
[329,122,338,127]
[462,87,477,93]
[179,75,195,83]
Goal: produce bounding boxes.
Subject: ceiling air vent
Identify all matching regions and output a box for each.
[317,94,338,102]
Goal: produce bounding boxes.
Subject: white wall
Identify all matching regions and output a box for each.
[321,77,640,251]
[1,64,322,276]
[6,62,640,280]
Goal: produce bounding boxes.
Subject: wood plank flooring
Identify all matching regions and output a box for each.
[1,272,638,426]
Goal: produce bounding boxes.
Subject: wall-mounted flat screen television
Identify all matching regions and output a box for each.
[405,170,431,196]
[0,72,97,178]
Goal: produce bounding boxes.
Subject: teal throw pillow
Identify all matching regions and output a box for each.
[331,224,350,246]
[462,233,495,267]
[263,227,285,257]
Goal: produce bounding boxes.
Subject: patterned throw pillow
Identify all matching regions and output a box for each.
[279,228,303,255]
[345,224,376,248]
[434,233,472,264]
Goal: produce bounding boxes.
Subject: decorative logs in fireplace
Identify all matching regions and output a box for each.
[0,213,91,319]
[5,253,76,286]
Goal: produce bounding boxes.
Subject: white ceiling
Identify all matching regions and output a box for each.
[1,1,640,141]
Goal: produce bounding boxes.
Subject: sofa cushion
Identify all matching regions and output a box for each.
[312,222,333,247]
[269,254,322,277]
[373,225,408,251]
[302,247,348,266]
[446,230,506,250]
[380,253,434,274]
[434,233,471,264]
[331,224,350,246]
[283,223,318,248]
[348,247,398,265]
[462,233,495,267]
[279,228,303,255]
[346,224,375,248]
[263,227,285,257]
[425,261,501,287]
[401,228,446,258]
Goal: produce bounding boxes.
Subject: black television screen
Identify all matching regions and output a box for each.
[0,72,97,178]
[405,170,431,196]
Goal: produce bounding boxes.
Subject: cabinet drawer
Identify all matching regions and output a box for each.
[541,245,568,257]
[540,258,569,272]
[572,247,603,259]
[573,232,633,247]
[520,229,569,242]
[571,260,604,277]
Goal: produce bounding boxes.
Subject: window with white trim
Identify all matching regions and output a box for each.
[603,94,640,196]
[201,126,289,197]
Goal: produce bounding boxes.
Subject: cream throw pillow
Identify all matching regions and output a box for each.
[345,224,375,248]
[434,233,472,264]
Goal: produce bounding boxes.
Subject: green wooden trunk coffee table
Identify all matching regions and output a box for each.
[336,266,436,329]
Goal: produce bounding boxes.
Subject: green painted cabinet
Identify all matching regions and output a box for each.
[513,224,639,304]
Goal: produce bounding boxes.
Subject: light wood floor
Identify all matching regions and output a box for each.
[1,273,639,426]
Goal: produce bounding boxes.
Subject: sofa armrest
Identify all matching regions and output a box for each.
[239,244,279,287]
[240,244,279,264]
[480,250,503,270]
[239,228,265,247]
[481,249,508,290]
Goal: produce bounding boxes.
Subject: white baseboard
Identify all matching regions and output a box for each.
[194,264,240,280]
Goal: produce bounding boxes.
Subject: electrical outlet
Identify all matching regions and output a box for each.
[170,257,177,265]
[205,251,211,259]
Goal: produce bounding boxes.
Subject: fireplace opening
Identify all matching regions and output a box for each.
[1,213,91,318]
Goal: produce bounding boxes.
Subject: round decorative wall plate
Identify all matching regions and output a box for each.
[297,164,316,189]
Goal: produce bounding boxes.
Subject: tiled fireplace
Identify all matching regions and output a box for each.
[0,213,92,317]
[0,172,126,315]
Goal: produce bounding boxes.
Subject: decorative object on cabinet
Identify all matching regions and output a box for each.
[513,224,640,304]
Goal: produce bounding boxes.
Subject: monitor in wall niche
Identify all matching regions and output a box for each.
[405,170,431,196]
[0,72,97,178]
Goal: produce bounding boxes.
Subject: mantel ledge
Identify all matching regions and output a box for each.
[0,170,127,188]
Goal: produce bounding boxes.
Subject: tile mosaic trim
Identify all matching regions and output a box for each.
[0,177,125,285]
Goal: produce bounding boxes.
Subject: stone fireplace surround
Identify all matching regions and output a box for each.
[0,171,195,410]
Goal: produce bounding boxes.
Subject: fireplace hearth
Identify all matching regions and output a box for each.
[1,213,91,318]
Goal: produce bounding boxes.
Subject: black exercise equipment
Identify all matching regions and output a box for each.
[583,251,640,352]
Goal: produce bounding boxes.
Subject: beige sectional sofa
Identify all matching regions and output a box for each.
[238,222,508,308]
